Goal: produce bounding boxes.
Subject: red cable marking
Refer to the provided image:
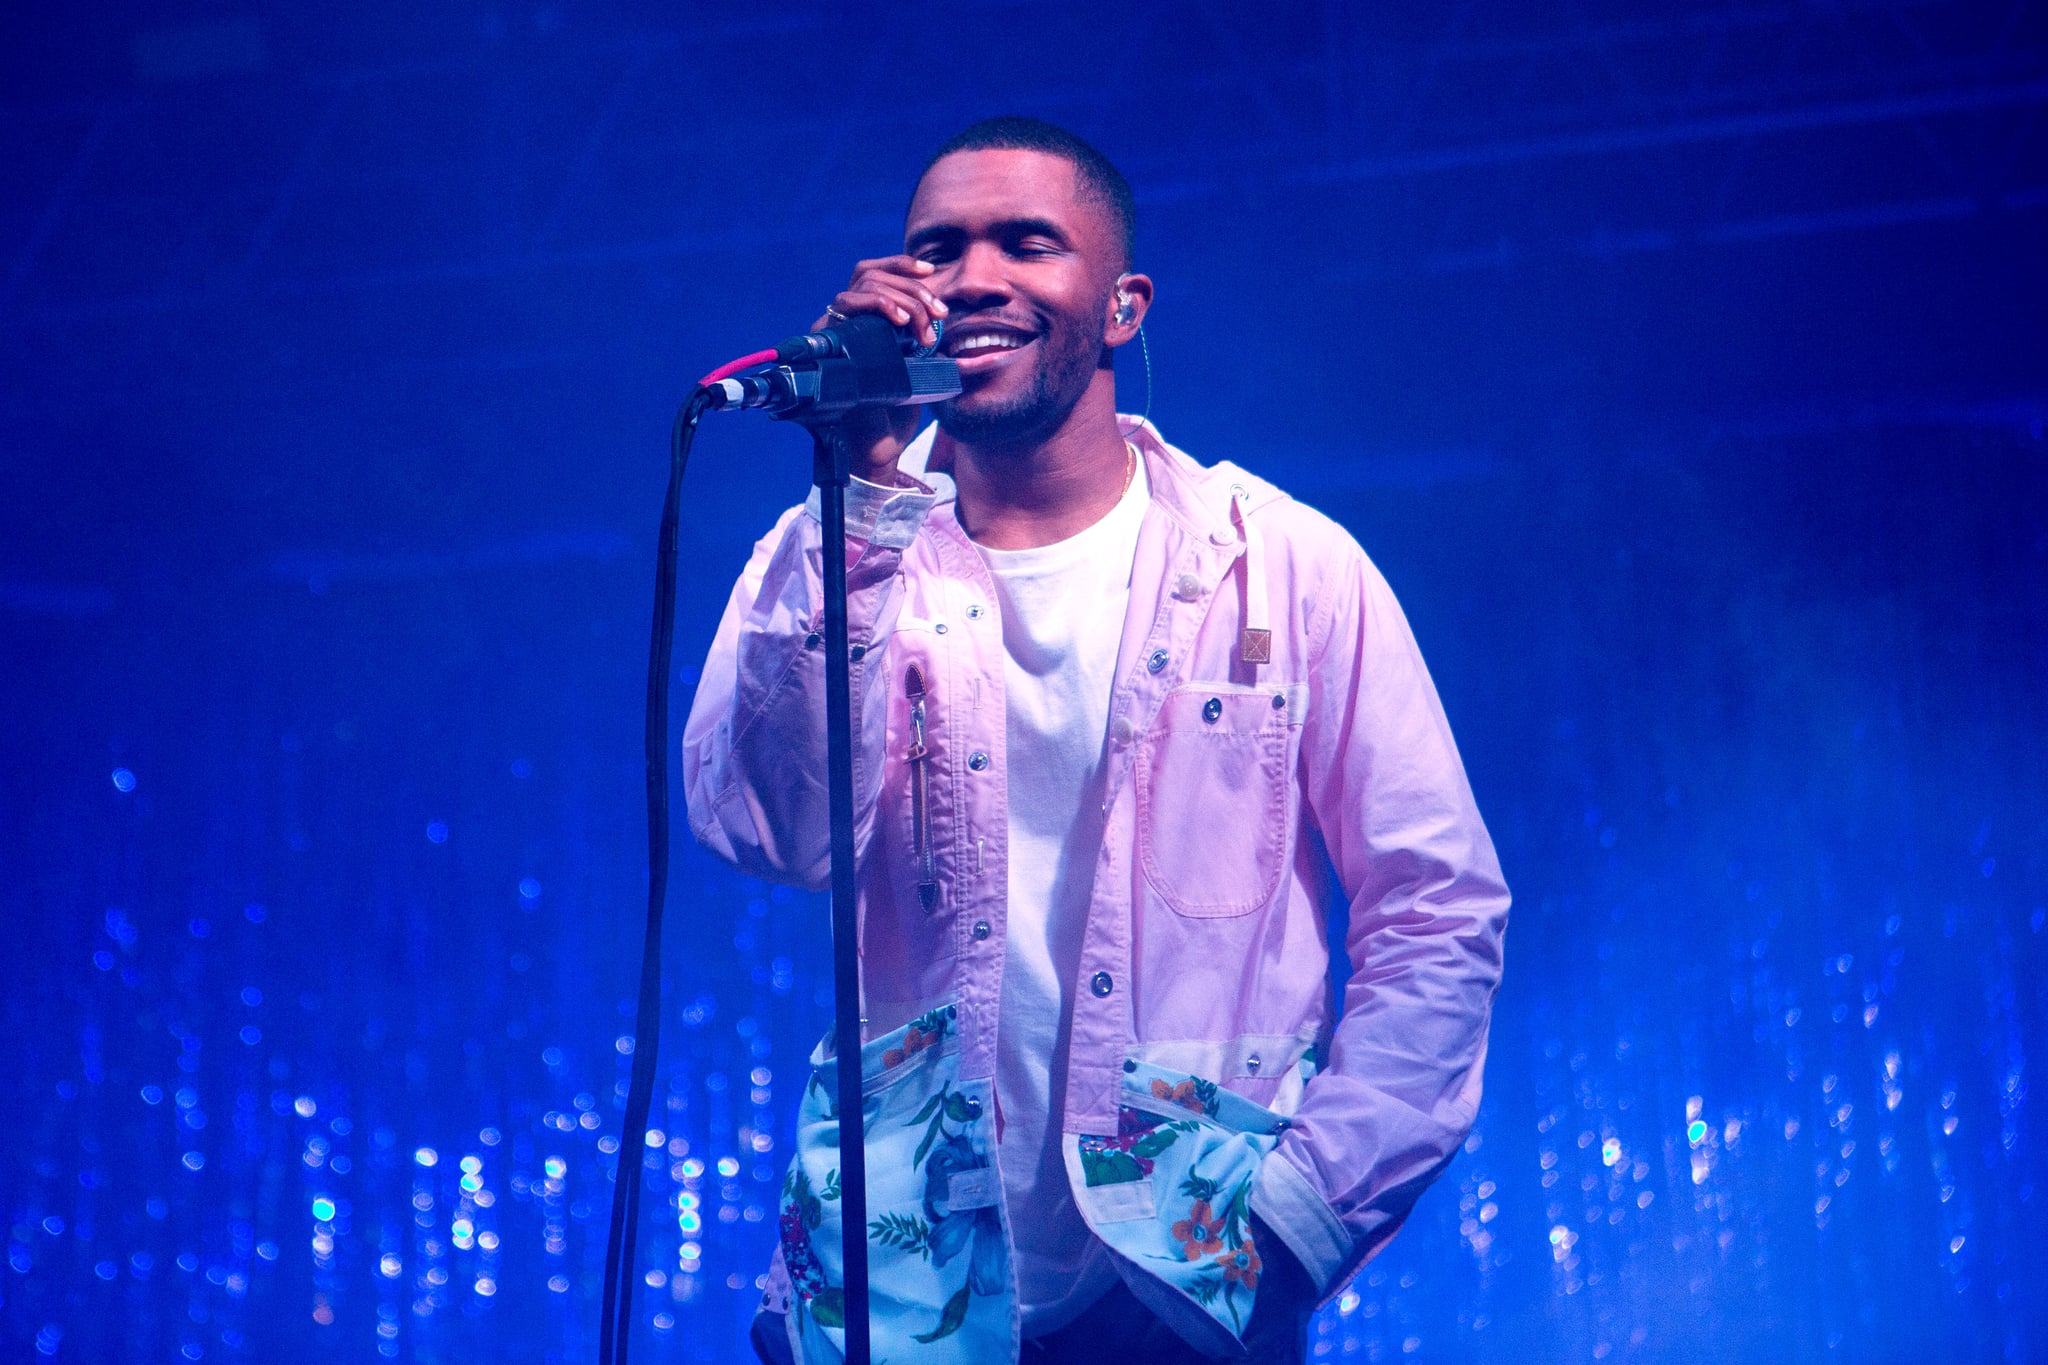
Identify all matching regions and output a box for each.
[696,349,777,387]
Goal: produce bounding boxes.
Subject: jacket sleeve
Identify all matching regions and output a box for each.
[682,477,938,889]
[1249,538,1510,1300]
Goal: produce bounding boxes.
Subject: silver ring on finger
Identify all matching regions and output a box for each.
[823,305,848,324]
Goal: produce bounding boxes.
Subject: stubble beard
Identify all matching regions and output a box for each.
[933,306,1107,455]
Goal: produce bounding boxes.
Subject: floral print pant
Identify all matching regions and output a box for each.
[1064,1059,1289,1355]
[776,1011,1288,1363]
[777,1004,1016,1364]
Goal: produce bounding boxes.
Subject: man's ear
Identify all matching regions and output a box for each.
[1107,272,1154,344]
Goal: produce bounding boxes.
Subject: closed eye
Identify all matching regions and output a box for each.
[906,226,961,262]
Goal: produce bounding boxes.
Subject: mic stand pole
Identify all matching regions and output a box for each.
[806,417,872,1365]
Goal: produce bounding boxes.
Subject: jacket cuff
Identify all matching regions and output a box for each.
[1250,1146,1351,1298]
[804,474,938,549]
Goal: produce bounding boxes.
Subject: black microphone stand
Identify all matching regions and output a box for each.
[804,416,873,1365]
[640,315,950,1365]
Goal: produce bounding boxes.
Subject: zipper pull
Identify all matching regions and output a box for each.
[905,665,938,913]
[905,664,928,757]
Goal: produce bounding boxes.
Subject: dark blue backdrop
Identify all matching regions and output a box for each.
[3,4,2043,1361]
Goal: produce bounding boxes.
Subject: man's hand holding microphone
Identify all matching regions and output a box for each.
[810,255,948,486]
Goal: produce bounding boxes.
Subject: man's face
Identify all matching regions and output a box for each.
[904,149,1121,448]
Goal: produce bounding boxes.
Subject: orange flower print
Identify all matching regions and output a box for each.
[1150,1079,1203,1113]
[1215,1239,1262,1291]
[1171,1200,1225,1261]
[884,1024,933,1070]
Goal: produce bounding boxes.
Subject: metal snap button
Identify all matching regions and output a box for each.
[971,920,991,941]
[1123,1059,1137,1073]
[1272,693,1286,709]
[961,1096,982,1118]
[805,632,822,649]
[934,622,948,634]
[1090,971,1114,998]
[1146,649,1169,674]
[1202,697,1223,723]
[848,644,866,662]
[967,750,990,771]
[1245,1054,1262,1074]
[966,605,984,620]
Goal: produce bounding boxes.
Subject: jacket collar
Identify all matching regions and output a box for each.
[899,415,1287,546]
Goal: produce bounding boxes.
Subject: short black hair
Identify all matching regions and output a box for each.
[916,116,1136,269]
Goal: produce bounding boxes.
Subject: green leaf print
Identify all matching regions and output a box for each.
[1080,1146,1148,1187]
[1129,1124,1189,1160]
[870,1211,933,1258]
[1219,1177,1253,1248]
[810,1288,845,1328]
[822,1170,841,1202]
[1192,1077,1221,1116]
[787,1168,824,1231]
[912,1089,953,1168]
[1178,1173,1223,1204]
[912,1285,972,1344]
[908,1090,948,1129]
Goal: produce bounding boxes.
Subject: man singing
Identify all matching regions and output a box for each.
[684,117,1509,1364]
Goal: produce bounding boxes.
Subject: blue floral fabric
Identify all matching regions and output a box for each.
[777,1004,1016,1364]
[1064,1060,1289,1351]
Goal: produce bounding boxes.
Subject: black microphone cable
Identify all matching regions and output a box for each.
[599,323,954,1364]
[598,384,713,1365]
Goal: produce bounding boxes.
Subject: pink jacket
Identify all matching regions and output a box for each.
[684,418,1509,1303]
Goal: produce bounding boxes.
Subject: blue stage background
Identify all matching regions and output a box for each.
[3,5,2043,1361]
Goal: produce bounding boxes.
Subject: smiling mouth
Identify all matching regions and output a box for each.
[942,326,1036,361]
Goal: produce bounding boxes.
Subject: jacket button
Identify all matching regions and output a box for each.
[967,750,990,771]
[1174,573,1201,600]
[966,604,984,619]
[935,622,948,634]
[961,1096,982,1118]
[1111,716,1136,745]
[1210,529,1234,546]
[1146,649,1169,674]
[1090,971,1114,998]
[1273,693,1286,709]
[1245,1054,1262,1074]
[1202,697,1223,723]
[849,644,866,662]
[971,920,991,940]
[805,632,822,649]
[1123,1059,1137,1073]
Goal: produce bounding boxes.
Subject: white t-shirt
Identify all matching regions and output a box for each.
[970,452,1149,1332]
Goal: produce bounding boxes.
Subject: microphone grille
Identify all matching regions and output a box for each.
[906,318,944,359]
[903,357,963,402]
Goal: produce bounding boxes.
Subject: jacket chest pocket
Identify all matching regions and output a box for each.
[1134,683,1304,918]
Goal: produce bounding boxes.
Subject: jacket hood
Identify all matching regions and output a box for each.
[898,415,1290,546]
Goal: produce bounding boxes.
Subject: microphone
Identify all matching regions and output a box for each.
[706,313,959,420]
[777,314,945,363]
